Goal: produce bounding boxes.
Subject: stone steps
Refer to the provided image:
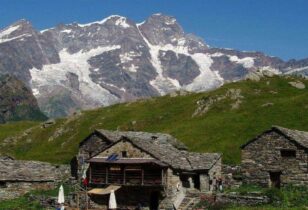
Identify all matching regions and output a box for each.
[177,191,201,210]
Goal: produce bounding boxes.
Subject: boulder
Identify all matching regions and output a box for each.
[288,81,305,89]
[41,119,56,128]
[245,71,263,82]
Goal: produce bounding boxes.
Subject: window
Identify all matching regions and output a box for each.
[280,149,296,158]
[0,181,7,188]
[122,151,127,158]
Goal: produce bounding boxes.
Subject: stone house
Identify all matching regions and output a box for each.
[0,157,70,200]
[74,129,222,210]
[241,126,308,188]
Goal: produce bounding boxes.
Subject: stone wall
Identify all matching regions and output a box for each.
[95,140,153,159]
[165,168,181,198]
[217,193,270,206]
[79,133,110,158]
[208,157,222,192]
[241,131,308,187]
[222,164,242,189]
[74,134,111,178]
[0,160,70,201]
[0,181,56,200]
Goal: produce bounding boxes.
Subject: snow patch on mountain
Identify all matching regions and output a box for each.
[115,17,130,28]
[138,26,181,95]
[284,66,308,75]
[0,34,32,44]
[137,23,222,94]
[185,53,223,92]
[0,24,21,38]
[61,29,72,34]
[165,18,176,25]
[77,15,128,28]
[30,46,121,106]
[0,24,30,43]
[127,64,138,73]
[229,55,254,68]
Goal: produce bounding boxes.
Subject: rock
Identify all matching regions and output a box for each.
[262,70,275,77]
[169,91,178,97]
[245,71,263,82]
[226,89,244,100]
[231,100,242,110]
[179,90,189,96]
[261,102,274,107]
[41,119,56,128]
[288,81,305,89]
[192,88,243,117]
[269,90,278,94]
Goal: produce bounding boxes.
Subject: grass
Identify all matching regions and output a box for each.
[194,185,308,210]
[0,196,42,210]
[225,184,265,195]
[0,76,307,164]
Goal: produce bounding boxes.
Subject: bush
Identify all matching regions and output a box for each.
[265,187,284,206]
[265,185,308,208]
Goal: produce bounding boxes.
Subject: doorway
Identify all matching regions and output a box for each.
[150,191,159,210]
[269,171,281,188]
[193,175,200,190]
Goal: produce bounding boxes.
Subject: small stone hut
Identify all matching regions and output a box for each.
[241,126,308,188]
[74,129,222,210]
[0,157,70,200]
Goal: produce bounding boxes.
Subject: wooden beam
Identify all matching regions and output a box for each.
[141,169,144,185]
[161,169,164,185]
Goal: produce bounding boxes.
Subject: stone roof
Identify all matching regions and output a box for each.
[273,126,308,149]
[0,155,14,161]
[0,159,69,182]
[241,126,308,149]
[88,157,168,167]
[92,130,221,171]
[95,129,188,151]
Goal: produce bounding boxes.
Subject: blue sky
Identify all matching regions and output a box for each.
[0,0,307,60]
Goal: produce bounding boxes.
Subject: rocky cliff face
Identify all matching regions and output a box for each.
[0,75,47,123]
[0,14,307,118]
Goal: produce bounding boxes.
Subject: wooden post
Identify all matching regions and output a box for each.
[86,186,89,210]
[77,191,79,210]
[142,169,144,185]
[106,167,108,184]
[89,165,92,184]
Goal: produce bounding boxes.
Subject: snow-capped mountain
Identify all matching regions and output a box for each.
[0,14,307,117]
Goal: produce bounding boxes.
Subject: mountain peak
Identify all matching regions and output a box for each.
[12,19,32,27]
[0,19,35,43]
[138,14,184,46]
[76,15,133,28]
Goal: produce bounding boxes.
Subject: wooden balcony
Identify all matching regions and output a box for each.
[88,159,167,187]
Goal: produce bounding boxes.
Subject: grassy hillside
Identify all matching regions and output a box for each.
[0,75,307,164]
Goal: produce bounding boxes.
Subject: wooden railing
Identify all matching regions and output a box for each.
[90,167,165,186]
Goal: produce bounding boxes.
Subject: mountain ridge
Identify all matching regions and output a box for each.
[1,14,307,118]
[0,75,47,123]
